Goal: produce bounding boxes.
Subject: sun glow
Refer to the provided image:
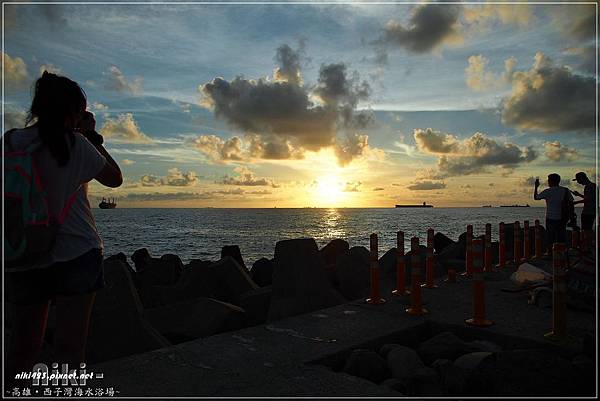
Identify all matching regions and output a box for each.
[313,175,346,206]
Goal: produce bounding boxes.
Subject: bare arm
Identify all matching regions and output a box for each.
[94,144,123,188]
[533,179,540,200]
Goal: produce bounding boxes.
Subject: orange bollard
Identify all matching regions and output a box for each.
[484,223,492,272]
[422,228,437,289]
[445,268,457,283]
[513,221,522,264]
[392,231,408,296]
[366,233,386,305]
[534,220,542,259]
[496,222,506,268]
[521,220,531,262]
[571,229,579,251]
[544,243,568,341]
[465,224,473,276]
[406,237,428,315]
[465,239,493,327]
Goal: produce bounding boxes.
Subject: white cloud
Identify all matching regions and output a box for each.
[100,113,153,144]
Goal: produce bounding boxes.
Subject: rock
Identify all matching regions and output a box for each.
[221,245,247,271]
[87,259,170,363]
[469,340,502,353]
[453,352,496,396]
[251,258,274,287]
[378,247,398,278]
[434,232,455,254]
[145,297,245,344]
[335,246,370,300]
[158,254,183,282]
[267,238,346,322]
[239,286,272,326]
[409,367,443,396]
[379,343,403,358]
[343,349,388,383]
[207,257,259,305]
[417,331,479,365]
[105,252,127,263]
[131,248,152,272]
[320,239,350,266]
[387,346,425,381]
[380,378,407,394]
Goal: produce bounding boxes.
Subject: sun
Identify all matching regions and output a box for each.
[313,175,346,206]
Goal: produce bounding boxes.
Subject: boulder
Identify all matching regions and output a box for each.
[251,258,274,287]
[434,232,455,254]
[87,259,170,363]
[408,367,443,396]
[145,297,245,344]
[453,352,496,396]
[417,331,479,365]
[105,252,127,264]
[335,246,370,300]
[267,238,346,322]
[133,251,183,287]
[387,346,425,381]
[206,257,259,305]
[239,286,272,326]
[468,340,502,353]
[380,378,407,394]
[378,247,398,278]
[221,245,247,271]
[131,248,152,272]
[343,349,389,383]
[379,343,403,358]
[320,239,350,266]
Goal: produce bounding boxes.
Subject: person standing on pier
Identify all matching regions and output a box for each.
[533,173,574,254]
[571,172,597,231]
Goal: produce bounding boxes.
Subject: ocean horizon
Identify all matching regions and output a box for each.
[94,207,556,265]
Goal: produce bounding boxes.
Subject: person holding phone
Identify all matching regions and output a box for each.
[4,71,122,385]
[533,173,574,255]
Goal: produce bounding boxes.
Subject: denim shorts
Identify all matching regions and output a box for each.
[5,248,105,305]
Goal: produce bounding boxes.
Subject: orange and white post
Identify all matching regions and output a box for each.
[484,223,493,272]
[392,230,408,296]
[496,222,506,268]
[366,233,386,305]
[465,238,493,327]
[521,220,531,262]
[445,268,457,283]
[513,221,522,265]
[465,224,473,276]
[544,243,568,341]
[534,219,543,259]
[423,228,437,289]
[406,237,428,315]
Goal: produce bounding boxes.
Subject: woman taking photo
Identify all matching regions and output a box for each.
[4,71,122,383]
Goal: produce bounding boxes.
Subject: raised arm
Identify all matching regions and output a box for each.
[533,178,540,200]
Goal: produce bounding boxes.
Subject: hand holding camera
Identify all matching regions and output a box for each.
[77,111,104,146]
[534,177,540,188]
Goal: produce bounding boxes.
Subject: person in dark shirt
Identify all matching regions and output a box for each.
[572,172,597,231]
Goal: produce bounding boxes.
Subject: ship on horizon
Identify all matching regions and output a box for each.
[395,201,433,208]
[99,197,117,209]
[499,204,530,208]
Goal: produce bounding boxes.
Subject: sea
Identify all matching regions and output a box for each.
[94,207,549,266]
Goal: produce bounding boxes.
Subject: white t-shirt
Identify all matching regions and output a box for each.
[535,186,573,220]
[8,126,106,266]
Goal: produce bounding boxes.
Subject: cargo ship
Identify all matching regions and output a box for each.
[395,202,433,208]
[500,204,530,208]
[99,197,117,209]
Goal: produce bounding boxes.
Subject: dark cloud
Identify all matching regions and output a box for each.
[193,135,244,163]
[105,66,143,94]
[140,168,199,187]
[199,45,374,166]
[342,181,362,192]
[501,53,595,133]
[219,166,279,188]
[544,141,579,162]
[381,4,462,54]
[564,46,596,74]
[407,181,447,191]
[415,129,537,178]
[373,187,385,191]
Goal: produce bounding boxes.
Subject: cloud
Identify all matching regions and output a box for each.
[342,181,362,192]
[464,4,532,29]
[553,5,595,41]
[140,168,199,187]
[3,108,27,130]
[380,4,462,54]
[501,53,595,133]
[3,52,29,89]
[519,176,537,187]
[334,132,370,167]
[119,192,211,202]
[219,166,279,188]
[407,180,446,191]
[105,66,143,94]
[414,129,537,177]
[414,128,460,154]
[100,113,153,144]
[465,55,516,91]
[192,135,244,163]
[199,45,374,166]
[563,46,595,74]
[373,187,385,191]
[90,102,109,112]
[121,159,135,165]
[544,141,578,162]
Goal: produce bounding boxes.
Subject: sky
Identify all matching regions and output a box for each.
[2,1,597,207]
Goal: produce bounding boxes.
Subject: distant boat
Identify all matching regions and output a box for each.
[99,197,117,209]
[395,202,433,208]
[500,204,530,208]
[482,205,493,208]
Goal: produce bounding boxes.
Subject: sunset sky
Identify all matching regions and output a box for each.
[3,2,597,207]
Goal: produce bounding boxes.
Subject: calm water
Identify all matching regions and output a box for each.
[94,208,547,266]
